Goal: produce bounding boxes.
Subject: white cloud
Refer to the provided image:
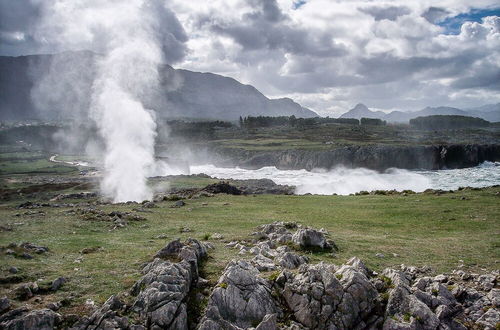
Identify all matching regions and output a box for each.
[1,0,499,114]
[166,0,500,114]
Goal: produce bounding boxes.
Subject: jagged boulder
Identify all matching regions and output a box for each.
[0,296,10,314]
[72,238,207,330]
[346,256,372,278]
[0,308,61,330]
[382,268,453,330]
[276,251,308,270]
[203,182,242,195]
[292,228,333,250]
[476,307,500,329]
[69,295,130,330]
[279,262,379,329]
[198,260,281,329]
[130,238,207,329]
[253,221,297,244]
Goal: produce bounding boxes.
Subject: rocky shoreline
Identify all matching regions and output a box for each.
[211,144,500,171]
[1,222,498,329]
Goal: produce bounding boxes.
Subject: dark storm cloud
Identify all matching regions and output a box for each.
[0,0,189,63]
[205,0,346,58]
[422,7,450,24]
[146,0,189,63]
[356,54,479,84]
[0,0,40,32]
[359,5,411,21]
[247,0,286,22]
[451,66,500,90]
[0,0,41,55]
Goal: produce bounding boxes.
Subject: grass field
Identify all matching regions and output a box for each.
[0,135,498,318]
[204,124,500,152]
[0,147,79,176]
[1,186,498,315]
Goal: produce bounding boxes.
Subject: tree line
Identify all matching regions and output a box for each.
[239,115,386,128]
[409,115,490,130]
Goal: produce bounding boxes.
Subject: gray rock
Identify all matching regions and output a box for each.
[72,239,207,330]
[46,302,61,311]
[435,304,462,321]
[292,228,331,250]
[257,221,297,244]
[346,256,371,277]
[255,313,278,330]
[433,274,448,283]
[383,268,440,330]
[477,274,496,291]
[141,201,157,208]
[14,284,33,300]
[476,307,500,329]
[174,200,185,207]
[197,277,210,288]
[8,267,18,274]
[130,239,207,329]
[51,277,66,291]
[277,252,308,270]
[281,262,377,329]
[488,288,500,307]
[211,233,223,240]
[154,238,183,259]
[252,254,277,272]
[429,282,456,306]
[20,242,49,254]
[70,295,128,330]
[413,289,435,308]
[259,221,297,235]
[21,253,33,259]
[0,296,10,314]
[198,260,280,329]
[412,277,431,291]
[0,308,61,330]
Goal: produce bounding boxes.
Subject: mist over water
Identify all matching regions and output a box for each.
[190,162,500,195]
[33,0,171,202]
[91,18,161,202]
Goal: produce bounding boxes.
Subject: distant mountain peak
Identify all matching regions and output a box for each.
[353,103,369,110]
[339,103,500,123]
[339,103,385,120]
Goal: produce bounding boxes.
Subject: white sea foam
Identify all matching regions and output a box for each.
[190,162,500,195]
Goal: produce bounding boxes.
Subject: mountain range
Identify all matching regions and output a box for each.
[1,51,498,123]
[340,103,500,123]
[0,51,316,121]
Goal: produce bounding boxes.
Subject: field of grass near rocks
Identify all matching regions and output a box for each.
[0,185,499,316]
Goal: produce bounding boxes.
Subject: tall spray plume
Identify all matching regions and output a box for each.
[34,0,168,202]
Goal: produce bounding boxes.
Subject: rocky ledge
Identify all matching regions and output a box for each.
[214,144,500,171]
[0,222,498,330]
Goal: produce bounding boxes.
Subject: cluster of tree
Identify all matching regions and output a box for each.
[360,118,386,126]
[239,116,361,128]
[239,116,292,128]
[166,120,233,139]
[409,115,490,130]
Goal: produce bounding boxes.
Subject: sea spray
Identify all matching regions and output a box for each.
[33,0,167,202]
[90,7,162,202]
[190,163,500,194]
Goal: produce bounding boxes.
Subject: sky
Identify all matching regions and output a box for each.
[0,0,499,117]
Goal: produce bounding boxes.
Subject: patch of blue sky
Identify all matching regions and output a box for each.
[438,8,500,34]
[293,0,307,10]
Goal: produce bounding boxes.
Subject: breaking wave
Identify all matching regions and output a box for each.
[190,162,500,195]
